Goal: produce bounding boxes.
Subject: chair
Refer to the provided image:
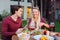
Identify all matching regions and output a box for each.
[12,35,19,40]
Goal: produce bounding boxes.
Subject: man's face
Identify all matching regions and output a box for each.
[16,8,23,17]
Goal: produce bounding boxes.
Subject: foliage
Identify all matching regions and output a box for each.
[55,21,60,32]
[1,10,11,19]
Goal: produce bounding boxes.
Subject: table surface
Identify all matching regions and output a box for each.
[12,30,60,40]
[12,34,55,40]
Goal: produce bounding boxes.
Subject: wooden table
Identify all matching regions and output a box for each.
[12,31,60,40]
[12,35,35,40]
[12,34,55,40]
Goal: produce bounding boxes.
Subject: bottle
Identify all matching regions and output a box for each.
[50,22,55,32]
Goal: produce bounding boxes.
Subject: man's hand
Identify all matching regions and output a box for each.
[16,28,23,34]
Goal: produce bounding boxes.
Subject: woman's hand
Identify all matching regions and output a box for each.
[39,22,49,28]
[43,23,49,28]
[16,28,23,34]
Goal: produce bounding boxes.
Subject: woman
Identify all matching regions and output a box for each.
[27,7,49,30]
[2,6,23,40]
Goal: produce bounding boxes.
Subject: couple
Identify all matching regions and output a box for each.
[2,6,49,40]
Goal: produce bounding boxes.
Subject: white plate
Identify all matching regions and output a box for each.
[17,33,30,40]
[33,35,54,40]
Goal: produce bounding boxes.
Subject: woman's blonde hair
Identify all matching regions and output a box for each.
[32,7,41,18]
[30,7,41,29]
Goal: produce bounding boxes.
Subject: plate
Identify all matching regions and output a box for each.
[17,33,30,40]
[50,32,58,36]
[33,35,54,40]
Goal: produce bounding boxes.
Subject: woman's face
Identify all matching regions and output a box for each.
[15,8,23,17]
[32,9,39,18]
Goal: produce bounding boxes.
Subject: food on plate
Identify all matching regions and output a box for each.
[40,36,48,40]
[18,33,30,40]
[21,33,27,37]
[23,29,28,33]
[34,30,43,35]
[23,29,31,34]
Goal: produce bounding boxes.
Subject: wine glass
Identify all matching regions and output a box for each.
[50,22,55,31]
[28,24,36,31]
